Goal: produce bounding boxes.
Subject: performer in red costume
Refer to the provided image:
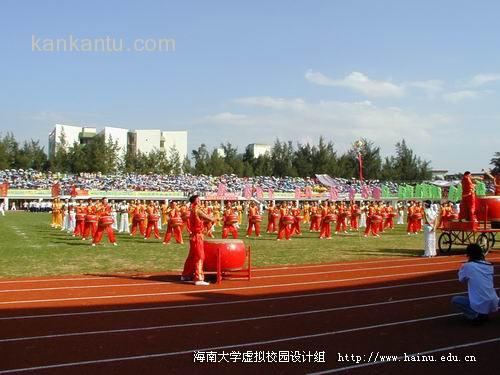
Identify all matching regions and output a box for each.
[222,202,239,239]
[459,171,480,222]
[335,202,348,234]
[83,199,98,240]
[92,198,117,246]
[349,201,360,230]
[309,202,321,232]
[319,201,332,239]
[266,202,278,233]
[246,201,261,237]
[383,203,395,230]
[181,195,214,285]
[73,200,87,237]
[144,201,161,240]
[277,202,292,241]
[364,202,380,237]
[130,201,146,236]
[163,201,184,244]
[291,202,303,236]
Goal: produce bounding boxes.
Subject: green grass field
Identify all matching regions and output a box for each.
[0,212,426,278]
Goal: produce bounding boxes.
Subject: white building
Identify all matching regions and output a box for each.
[49,124,188,161]
[161,131,188,160]
[99,126,129,158]
[48,124,82,157]
[248,143,271,158]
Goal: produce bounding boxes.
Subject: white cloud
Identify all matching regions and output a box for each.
[407,80,444,96]
[204,112,248,124]
[305,70,405,98]
[443,90,480,103]
[205,96,453,157]
[468,73,500,87]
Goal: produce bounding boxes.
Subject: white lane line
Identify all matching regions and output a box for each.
[310,337,500,374]
[0,277,465,321]
[253,255,474,272]
[0,268,458,306]
[0,277,115,285]
[3,257,496,294]
[0,260,462,293]
[0,313,461,374]
[0,290,471,343]
[1,255,497,287]
[0,282,170,294]
[251,258,498,280]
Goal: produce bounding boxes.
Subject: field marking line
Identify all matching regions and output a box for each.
[309,337,500,374]
[0,268,462,306]
[0,290,478,343]
[3,257,498,293]
[0,278,466,321]
[0,313,465,374]
[0,277,116,285]
[252,258,500,280]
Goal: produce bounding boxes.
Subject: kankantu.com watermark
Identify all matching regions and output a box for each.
[32,34,176,53]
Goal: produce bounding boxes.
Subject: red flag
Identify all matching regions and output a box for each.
[268,188,274,200]
[256,187,264,200]
[358,153,364,182]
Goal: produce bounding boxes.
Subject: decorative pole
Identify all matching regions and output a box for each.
[353,139,364,183]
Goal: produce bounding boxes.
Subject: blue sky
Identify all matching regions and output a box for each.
[1,0,499,173]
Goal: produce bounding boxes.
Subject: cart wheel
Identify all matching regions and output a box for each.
[438,232,452,254]
[487,232,496,248]
[476,233,490,255]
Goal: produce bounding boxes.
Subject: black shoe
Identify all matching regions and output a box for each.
[470,314,489,325]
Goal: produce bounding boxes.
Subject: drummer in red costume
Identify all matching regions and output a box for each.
[266,202,278,233]
[83,199,98,240]
[335,202,348,234]
[73,200,86,238]
[163,201,184,244]
[222,202,239,239]
[319,201,333,239]
[291,202,303,236]
[383,202,395,230]
[92,198,117,246]
[364,202,380,237]
[349,201,360,230]
[130,200,146,236]
[277,202,293,241]
[246,201,262,237]
[309,202,321,232]
[144,201,161,240]
[181,195,215,286]
[459,171,482,222]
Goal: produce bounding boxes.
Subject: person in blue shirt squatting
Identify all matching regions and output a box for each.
[451,244,499,324]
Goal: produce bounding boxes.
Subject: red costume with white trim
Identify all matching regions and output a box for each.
[182,200,207,282]
[459,174,477,222]
[92,202,116,245]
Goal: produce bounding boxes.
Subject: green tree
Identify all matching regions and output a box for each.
[490,152,500,173]
[181,156,192,174]
[51,129,68,172]
[192,144,211,175]
[387,139,431,181]
[168,146,182,175]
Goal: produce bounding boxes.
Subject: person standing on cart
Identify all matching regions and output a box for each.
[459,171,482,222]
[483,169,500,195]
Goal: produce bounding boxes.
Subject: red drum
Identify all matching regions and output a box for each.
[294,215,304,222]
[76,214,86,221]
[225,214,239,224]
[99,216,114,226]
[449,213,459,220]
[476,195,500,224]
[381,213,388,219]
[251,215,263,222]
[324,214,337,223]
[314,214,323,220]
[272,211,280,218]
[411,213,423,220]
[182,211,190,221]
[353,209,361,216]
[203,239,246,272]
[169,217,183,227]
[134,213,146,221]
[85,214,98,223]
[370,215,382,223]
[148,214,160,222]
[282,215,294,225]
[389,213,397,218]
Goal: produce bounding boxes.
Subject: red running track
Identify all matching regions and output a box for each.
[0,252,499,374]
